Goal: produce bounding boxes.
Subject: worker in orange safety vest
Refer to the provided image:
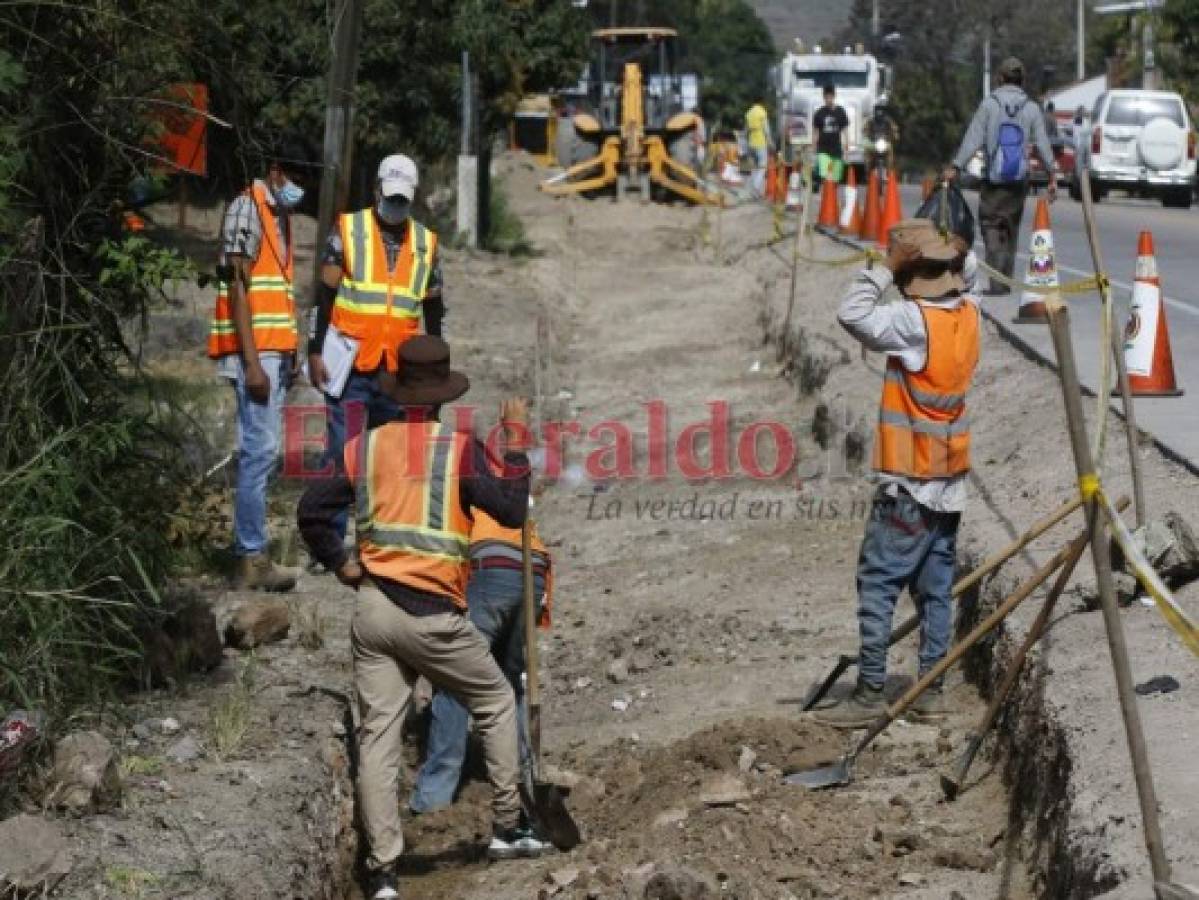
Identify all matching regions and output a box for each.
[208,142,308,592]
[307,153,446,541]
[409,504,554,815]
[816,218,980,730]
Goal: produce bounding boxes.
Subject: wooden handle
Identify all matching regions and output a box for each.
[855,516,1097,758]
[521,517,542,766]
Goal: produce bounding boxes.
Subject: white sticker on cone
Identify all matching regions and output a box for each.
[839,186,857,229]
[1124,280,1161,377]
[1020,228,1059,305]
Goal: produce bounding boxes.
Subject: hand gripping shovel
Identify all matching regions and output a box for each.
[786,519,1094,790]
[800,496,1083,711]
[519,519,582,850]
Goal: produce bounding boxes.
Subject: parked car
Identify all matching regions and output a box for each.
[1072,89,1196,208]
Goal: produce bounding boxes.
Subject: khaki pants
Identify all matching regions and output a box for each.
[351,582,521,870]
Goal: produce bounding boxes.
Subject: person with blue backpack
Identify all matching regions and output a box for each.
[943,57,1057,296]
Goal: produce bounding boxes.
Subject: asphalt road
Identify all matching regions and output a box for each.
[898,183,1199,468]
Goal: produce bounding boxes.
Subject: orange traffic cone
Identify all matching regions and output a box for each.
[1013,198,1057,324]
[839,167,860,233]
[785,170,803,210]
[875,171,903,249]
[817,175,841,228]
[775,160,789,203]
[1123,230,1183,396]
[860,169,881,242]
[765,157,778,203]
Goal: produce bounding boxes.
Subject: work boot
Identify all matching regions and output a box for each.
[233,553,299,593]
[905,683,947,723]
[812,681,886,730]
[366,867,399,900]
[487,818,550,860]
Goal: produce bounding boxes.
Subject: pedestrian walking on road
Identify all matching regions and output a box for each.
[307,154,447,539]
[298,336,549,900]
[745,96,773,198]
[208,142,308,592]
[409,511,553,815]
[944,57,1057,295]
[814,84,849,185]
[816,219,981,729]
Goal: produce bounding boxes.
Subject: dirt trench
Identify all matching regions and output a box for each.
[384,157,1028,899]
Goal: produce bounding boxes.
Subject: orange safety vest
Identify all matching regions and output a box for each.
[207,183,296,358]
[329,210,438,373]
[344,421,473,608]
[470,509,554,628]
[874,299,980,478]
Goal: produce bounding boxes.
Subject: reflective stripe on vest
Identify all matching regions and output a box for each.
[344,421,472,607]
[329,211,437,372]
[207,183,296,358]
[873,299,980,478]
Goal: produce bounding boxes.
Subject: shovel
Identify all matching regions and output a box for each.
[519,518,582,850]
[800,495,1083,711]
[786,520,1093,790]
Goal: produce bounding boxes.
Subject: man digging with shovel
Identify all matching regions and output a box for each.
[816,219,980,730]
[298,336,550,900]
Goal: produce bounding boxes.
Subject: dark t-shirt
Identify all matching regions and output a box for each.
[814,105,849,157]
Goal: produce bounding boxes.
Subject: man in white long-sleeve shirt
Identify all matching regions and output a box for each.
[815,219,981,729]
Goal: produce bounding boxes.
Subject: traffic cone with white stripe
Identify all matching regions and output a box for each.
[1124,230,1183,396]
[859,169,881,242]
[1013,198,1056,324]
[875,171,903,249]
[785,170,803,210]
[839,166,859,233]
[817,173,841,228]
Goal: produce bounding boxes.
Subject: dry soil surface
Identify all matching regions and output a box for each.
[45,155,1199,899]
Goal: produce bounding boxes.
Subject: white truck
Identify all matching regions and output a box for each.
[771,44,889,169]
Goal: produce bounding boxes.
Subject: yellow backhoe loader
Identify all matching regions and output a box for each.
[541,28,722,205]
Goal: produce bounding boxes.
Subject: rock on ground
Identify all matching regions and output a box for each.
[0,814,71,894]
[225,598,291,649]
[45,730,121,813]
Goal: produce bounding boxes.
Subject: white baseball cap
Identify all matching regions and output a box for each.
[377,154,418,200]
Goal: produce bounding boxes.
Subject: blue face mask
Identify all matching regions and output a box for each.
[377,196,411,226]
[273,179,304,210]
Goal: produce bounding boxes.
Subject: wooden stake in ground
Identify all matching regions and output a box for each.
[1044,292,1172,890]
[1078,171,1147,527]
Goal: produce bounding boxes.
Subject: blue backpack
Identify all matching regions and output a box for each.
[988,95,1029,183]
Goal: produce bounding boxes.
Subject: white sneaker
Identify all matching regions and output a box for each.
[367,869,399,899]
[487,823,550,860]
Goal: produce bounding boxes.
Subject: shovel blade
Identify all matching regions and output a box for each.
[782,758,852,790]
[521,780,582,851]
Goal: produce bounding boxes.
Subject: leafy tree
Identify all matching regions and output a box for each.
[1160,0,1199,106]
[841,0,1081,168]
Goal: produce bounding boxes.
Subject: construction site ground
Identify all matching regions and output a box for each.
[47,154,1199,899]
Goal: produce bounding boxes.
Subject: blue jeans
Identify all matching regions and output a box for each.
[409,567,544,814]
[855,487,959,690]
[229,353,289,557]
[324,369,402,537]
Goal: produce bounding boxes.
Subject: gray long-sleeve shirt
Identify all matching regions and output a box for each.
[837,265,981,513]
[952,85,1055,180]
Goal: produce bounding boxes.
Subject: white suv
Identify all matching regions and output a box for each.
[1073,89,1196,208]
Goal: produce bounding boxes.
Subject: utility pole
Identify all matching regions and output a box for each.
[872,0,880,38]
[313,0,365,295]
[1077,0,1086,81]
[457,52,480,247]
[983,32,991,100]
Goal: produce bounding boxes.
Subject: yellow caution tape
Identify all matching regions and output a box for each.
[977,260,1106,296]
[794,246,882,267]
[1078,472,1100,500]
[1099,487,1199,659]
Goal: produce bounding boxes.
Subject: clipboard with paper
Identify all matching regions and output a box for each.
[321,323,359,399]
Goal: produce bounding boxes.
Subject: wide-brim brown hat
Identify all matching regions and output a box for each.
[383,336,470,406]
[888,218,966,298]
